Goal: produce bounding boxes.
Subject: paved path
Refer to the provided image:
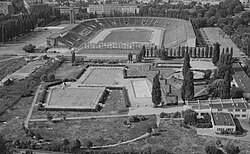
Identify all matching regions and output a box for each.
[24,85,42,128]
[29,114,131,122]
[89,133,150,149]
[0,56,23,63]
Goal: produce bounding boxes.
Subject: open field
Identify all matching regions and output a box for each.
[30,115,156,146]
[46,87,105,109]
[53,62,83,79]
[32,89,128,119]
[0,57,27,80]
[102,30,152,43]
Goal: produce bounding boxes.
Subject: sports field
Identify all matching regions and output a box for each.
[79,67,124,86]
[102,29,152,43]
[46,87,105,109]
[88,27,163,47]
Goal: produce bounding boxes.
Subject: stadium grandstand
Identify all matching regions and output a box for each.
[47,17,196,50]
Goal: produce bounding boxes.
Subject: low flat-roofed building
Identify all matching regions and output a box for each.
[184,98,250,119]
[210,98,250,119]
[0,1,14,15]
[211,112,236,133]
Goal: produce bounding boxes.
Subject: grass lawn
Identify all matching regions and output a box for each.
[0,96,34,141]
[102,30,152,43]
[31,89,129,119]
[110,119,250,153]
[0,57,27,80]
[30,115,156,146]
[53,62,83,79]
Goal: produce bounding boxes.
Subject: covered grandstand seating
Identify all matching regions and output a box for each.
[48,17,196,48]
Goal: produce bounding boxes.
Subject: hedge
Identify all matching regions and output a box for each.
[122,87,131,107]
[75,67,86,79]
[38,90,47,103]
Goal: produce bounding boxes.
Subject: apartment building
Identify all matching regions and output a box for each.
[87,4,139,14]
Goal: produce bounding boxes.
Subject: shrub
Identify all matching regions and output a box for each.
[48,73,55,82]
[225,143,240,154]
[40,74,48,82]
[147,127,152,134]
[23,44,36,53]
[86,140,93,149]
[196,123,212,128]
[221,130,229,134]
[183,109,197,126]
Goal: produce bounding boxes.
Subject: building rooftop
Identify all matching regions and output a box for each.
[211,112,235,126]
[209,98,249,109]
[47,24,78,39]
[233,63,250,93]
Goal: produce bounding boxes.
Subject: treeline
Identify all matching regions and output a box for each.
[0,4,61,43]
[191,0,244,28]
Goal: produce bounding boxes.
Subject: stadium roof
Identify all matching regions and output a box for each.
[183,20,196,40]
[47,24,78,39]
[211,112,235,126]
[233,63,250,93]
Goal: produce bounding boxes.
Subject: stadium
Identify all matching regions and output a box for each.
[47,17,196,54]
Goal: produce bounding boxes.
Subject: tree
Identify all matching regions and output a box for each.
[86,140,93,149]
[212,42,220,65]
[23,44,36,53]
[182,51,194,101]
[35,133,42,140]
[152,72,162,107]
[231,87,243,98]
[183,109,197,125]
[48,73,55,82]
[182,51,191,78]
[71,51,75,64]
[184,69,194,100]
[40,74,47,82]
[0,135,10,154]
[205,45,209,58]
[142,45,146,57]
[205,145,224,154]
[70,139,81,152]
[225,143,240,154]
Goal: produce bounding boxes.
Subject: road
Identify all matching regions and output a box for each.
[24,85,42,128]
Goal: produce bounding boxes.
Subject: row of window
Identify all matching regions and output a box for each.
[235,114,246,117]
[217,109,246,112]
[217,128,234,132]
